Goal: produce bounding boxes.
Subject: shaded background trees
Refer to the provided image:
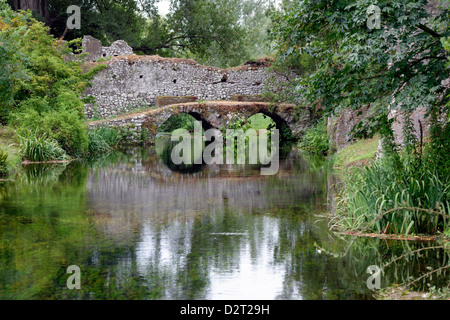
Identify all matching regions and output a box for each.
[7,0,274,68]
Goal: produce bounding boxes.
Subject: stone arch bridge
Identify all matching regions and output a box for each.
[89,101,313,143]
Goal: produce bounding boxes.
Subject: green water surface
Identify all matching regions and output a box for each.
[0,146,448,299]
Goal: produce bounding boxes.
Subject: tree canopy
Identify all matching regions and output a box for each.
[270,0,449,136]
[0,0,104,155]
[8,0,274,68]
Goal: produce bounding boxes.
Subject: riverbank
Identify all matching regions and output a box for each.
[330,135,380,170]
[327,136,450,300]
[376,285,450,300]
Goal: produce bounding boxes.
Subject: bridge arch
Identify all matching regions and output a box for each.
[89,101,312,145]
[143,101,307,141]
[247,111,294,143]
[156,112,214,135]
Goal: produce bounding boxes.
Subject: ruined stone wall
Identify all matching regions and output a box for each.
[84,55,284,119]
[327,105,372,152]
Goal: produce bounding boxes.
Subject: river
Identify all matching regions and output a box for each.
[0,145,448,299]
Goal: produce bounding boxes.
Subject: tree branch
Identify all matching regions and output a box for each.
[417,23,442,39]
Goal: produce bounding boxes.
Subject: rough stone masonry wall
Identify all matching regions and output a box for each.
[89,101,309,144]
[84,55,285,119]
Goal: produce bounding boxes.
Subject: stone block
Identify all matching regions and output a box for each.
[82,35,103,62]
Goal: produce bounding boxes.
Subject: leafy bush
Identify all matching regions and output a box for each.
[40,110,89,157]
[0,147,8,176]
[11,107,89,157]
[298,119,329,155]
[0,3,104,157]
[88,127,122,156]
[19,132,68,162]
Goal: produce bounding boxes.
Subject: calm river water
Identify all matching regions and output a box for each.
[0,145,448,299]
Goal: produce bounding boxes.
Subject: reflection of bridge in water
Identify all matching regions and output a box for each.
[86,149,326,226]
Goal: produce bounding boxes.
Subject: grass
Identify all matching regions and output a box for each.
[19,132,68,162]
[298,119,329,155]
[87,127,122,156]
[334,162,449,235]
[331,135,380,169]
[330,121,450,236]
[0,126,21,175]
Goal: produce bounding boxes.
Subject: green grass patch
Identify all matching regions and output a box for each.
[87,127,122,157]
[332,135,380,169]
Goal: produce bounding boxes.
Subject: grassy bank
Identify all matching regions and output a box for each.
[324,135,450,300]
[331,136,380,170]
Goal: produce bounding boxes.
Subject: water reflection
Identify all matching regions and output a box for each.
[0,147,448,299]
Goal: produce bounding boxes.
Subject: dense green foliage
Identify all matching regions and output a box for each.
[13,108,90,157]
[335,155,449,235]
[335,117,450,235]
[270,0,449,119]
[0,1,104,158]
[12,0,274,68]
[298,120,329,155]
[269,0,450,235]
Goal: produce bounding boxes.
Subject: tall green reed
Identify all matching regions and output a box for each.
[19,131,68,162]
[333,111,450,235]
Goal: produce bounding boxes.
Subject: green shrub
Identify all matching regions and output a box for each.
[88,127,122,156]
[40,110,89,157]
[0,4,104,157]
[12,107,89,158]
[298,119,329,155]
[0,147,8,176]
[19,132,68,162]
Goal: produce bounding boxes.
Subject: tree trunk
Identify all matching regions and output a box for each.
[13,0,48,20]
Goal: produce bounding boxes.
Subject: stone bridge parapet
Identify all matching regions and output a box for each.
[89,101,313,144]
